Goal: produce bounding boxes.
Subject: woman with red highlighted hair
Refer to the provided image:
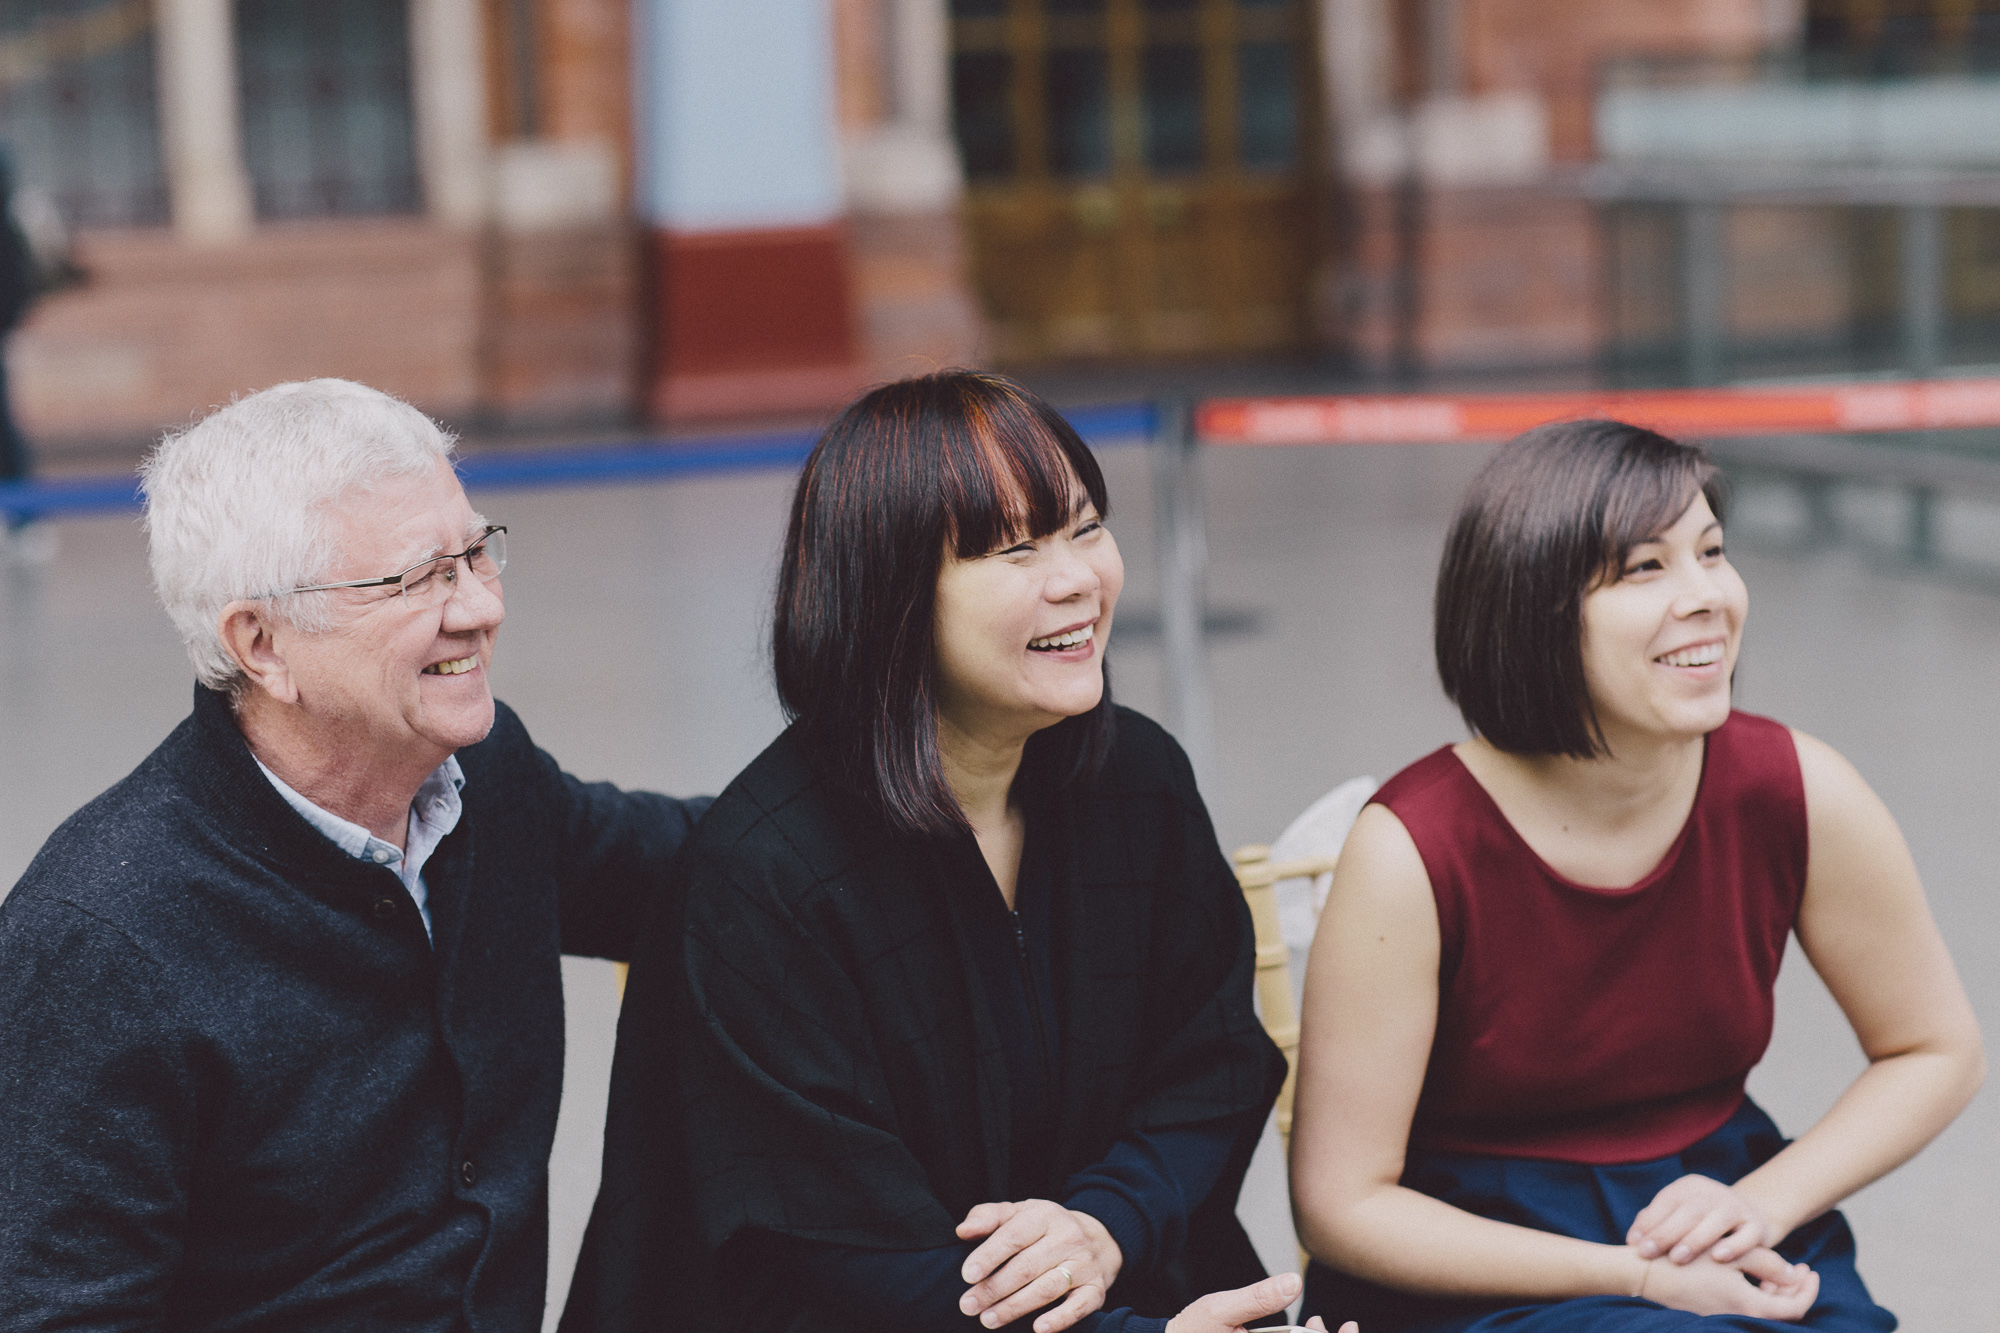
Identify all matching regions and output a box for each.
[1289,419,1983,1331]
[566,372,1353,1333]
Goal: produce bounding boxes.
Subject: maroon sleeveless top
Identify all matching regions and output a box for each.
[1373,710,1807,1164]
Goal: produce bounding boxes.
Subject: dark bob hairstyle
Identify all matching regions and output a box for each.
[1435,418,1725,759]
[773,370,1116,838]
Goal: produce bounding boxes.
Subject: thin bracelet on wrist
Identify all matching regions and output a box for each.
[1633,1256,1653,1302]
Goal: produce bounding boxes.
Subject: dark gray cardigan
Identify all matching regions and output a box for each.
[0,684,705,1333]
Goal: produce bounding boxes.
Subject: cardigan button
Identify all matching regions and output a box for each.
[372,897,398,920]
[459,1159,478,1188]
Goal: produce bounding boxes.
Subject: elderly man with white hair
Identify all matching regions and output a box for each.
[0,379,707,1332]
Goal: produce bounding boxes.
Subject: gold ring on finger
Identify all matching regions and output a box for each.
[1054,1264,1075,1294]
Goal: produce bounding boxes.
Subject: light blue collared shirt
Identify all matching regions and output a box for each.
[255,755,466,943]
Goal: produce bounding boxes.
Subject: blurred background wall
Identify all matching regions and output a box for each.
[10,0,2000,445]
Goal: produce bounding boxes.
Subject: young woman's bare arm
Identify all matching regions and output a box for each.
[1629,732,1985,1266]
[1288,805,1816,1319]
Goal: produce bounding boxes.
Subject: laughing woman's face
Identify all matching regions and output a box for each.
[1578,491,1748,751]
[932,484,1123,750]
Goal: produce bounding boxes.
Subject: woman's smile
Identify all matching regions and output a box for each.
[1653,637,1728,673]
[1027,619,1098,657]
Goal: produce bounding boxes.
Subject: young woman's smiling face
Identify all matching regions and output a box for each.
[932,484,1123,748]
[1578,491,1748,750]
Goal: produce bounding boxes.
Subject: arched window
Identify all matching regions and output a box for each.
[0,0,168,228]
[236,0,419,219]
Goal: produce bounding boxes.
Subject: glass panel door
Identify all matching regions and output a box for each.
[951,0,1327,360]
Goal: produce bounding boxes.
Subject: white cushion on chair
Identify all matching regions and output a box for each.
[1269,776,1379,956]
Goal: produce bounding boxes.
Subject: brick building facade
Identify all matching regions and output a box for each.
[6,0,645,450]
[24,0,1985,453]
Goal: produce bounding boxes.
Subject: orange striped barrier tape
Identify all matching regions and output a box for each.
[1194,377,2000,446]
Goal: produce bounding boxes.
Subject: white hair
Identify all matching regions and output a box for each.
[140,379,457,691]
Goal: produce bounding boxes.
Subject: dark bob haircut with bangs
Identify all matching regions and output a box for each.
[1435,418,1726,759]
[773,370,1116,838]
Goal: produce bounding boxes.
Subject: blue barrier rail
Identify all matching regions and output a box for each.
[0,473,144,520]
[0,400,1158,522]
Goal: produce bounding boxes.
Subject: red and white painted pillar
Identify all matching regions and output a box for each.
[631,0,864,422]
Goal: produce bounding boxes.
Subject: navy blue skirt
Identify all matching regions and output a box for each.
[1300,1099,1895,1331]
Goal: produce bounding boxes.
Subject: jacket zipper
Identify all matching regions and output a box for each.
[1012,912,1055,1100]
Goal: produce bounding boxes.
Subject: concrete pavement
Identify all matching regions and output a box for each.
[1,435,1992,1329]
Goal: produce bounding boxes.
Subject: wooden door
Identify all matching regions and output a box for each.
[950,0,1327,361]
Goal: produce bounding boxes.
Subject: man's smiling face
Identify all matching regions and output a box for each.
[274,458,505,768]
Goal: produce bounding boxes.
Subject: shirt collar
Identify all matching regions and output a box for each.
[254,754,466,871]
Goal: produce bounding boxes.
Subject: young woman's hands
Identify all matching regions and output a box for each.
[1634,1245,1819,1321]
[957,1199,1124,1331]
[1163,1271,1357,1333]
[1627,1174,1777,1264]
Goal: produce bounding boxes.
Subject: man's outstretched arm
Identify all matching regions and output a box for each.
[487,705,712,960]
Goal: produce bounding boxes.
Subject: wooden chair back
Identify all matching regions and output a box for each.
[1232,844,1339,1148]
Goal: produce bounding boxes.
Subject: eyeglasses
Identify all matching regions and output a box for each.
[285,526,507,609]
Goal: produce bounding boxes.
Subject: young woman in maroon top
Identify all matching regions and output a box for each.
[1289,420,1984,1331]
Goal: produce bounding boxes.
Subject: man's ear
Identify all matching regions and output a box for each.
[217,601,299,705]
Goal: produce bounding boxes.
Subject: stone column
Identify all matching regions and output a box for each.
[891,0,948,131]
[1681,200,1728,386]
[634,0,863,421]
[1900,202,1946,378]
[841,0,984,373]
[844,0,960,218]
[477,0,639,427]
[409,0,490,229]
[153,0,254,243]
[1761,0,1806,46]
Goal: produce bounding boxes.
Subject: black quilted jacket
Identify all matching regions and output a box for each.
[563,706,1283,1333]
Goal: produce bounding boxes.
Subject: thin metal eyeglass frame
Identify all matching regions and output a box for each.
[283,525,508,600]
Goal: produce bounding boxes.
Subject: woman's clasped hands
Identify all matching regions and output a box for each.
[1625,1174,1819,1320]
[955,1203,1363,1333]
[958,1199,1123,1331]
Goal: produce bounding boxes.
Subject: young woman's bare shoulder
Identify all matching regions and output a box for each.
[1788,726,1882,821]
[1328,803,1434,917]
